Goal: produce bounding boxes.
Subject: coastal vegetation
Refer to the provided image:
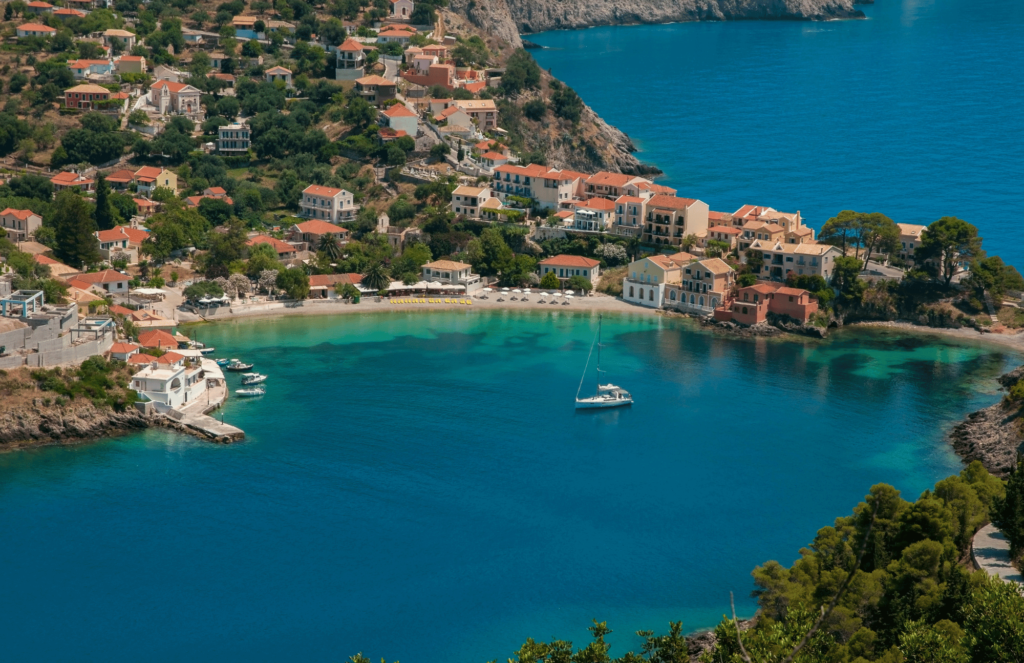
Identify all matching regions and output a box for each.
[1,357,137,411]
[419,463,1024,663]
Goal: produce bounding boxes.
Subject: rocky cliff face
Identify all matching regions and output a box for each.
[0,397,152,451]
[949,366,1024,477]
[506,0,865,33]
[446,0,523,48]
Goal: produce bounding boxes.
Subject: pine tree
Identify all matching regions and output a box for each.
[994,456,1024,561]
[4,3,13,21]
[53,191,101,269]
[94,173,115,231]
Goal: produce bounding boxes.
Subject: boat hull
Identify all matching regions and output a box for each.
[575,397,633,410]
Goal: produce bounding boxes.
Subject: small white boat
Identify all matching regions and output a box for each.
[198,347,216,354]
[225,360,254,371]
[235,386,265,397]
[242,374,267,385]
[575,315,632,410]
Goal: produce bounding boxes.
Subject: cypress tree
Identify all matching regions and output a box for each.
[94,173,115,231]
[53,191,101,269]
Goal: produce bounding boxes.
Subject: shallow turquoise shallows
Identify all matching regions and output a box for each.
[528,0,1024,268]
[0,311,1016,661]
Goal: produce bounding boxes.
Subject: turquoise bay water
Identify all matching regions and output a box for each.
[0,311,1016,661]
[529,0,1024,268]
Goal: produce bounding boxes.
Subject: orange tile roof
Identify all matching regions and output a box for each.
[586,171,635,187]
[152,80,195,93]
[67,279,93,291]
[247,235,295,254]
[53,8,85,16]
[615,196,645,204]
[356,75,394,86]
[206,186,227,195]
[107,304,135,316]
[578,198,615,211]
[33,254,57,265]
[134,198,157,208]
[18,22,57,32]
[155,351,185,365]
[128,353,154,364]
[76,269,129,284]
[775,287,808,297]
[648,195,698,211]
[1,207,40,220]
[265,66,292,75]
[302,184,345,197]
[480,151,507,161]
[51,171,92,185]
[309,273,362,287]
[110,342,140,354]
[293,220,347,235]
[134,166,162,180]
[424,259,471,270]
[383,104,416,117]
[138,329,178,349]
[539,255,600,268]
[697,258,734,275]
[96,228,131,242]
[338,38,365,51]
[105,168,136,183]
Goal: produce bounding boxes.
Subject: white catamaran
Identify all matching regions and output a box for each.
[575,315,633,410]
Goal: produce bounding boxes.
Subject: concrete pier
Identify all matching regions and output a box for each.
[163,358,244,443]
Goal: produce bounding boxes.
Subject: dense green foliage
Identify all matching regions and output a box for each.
[30,357,138,411]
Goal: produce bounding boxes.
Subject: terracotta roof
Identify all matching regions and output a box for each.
[696,258,734,275]
[302,184,346,197]
[309,273,363,287]
[134,198,157,208]
[27,2,53,7]
[494,163,553,178]
[454,99,497,111]
[206,187,227,195]
[378,128,407,138]
[18,22,57,32]
[435,106,466,121]
[789,227,813,236]
[247,235,295,254]
[1,208,40,220]
[152,80,197,93]
[107,304,135,316]
[586,171,636,187]
[710,226,742,235]
[378,29,413,38]
[67,59,112,68]
[762,223,785,233]
[104,29,135,37]
[128,353,154,364]
[105,168,135,183]
[338,38,364,51]
[741,284,778,295]
[708,211,733,221]
[636,182,676,194]
[355,75,395,86]
[775,287,808,297]
[96,228,131,242]
[424,260,471,270]
[110,342,140,354]
[76,269,129,284]
[647,195,699,211]
[53,8,86,16]
[134,166,162,179]
[475,139,502,151]
[293,220,347,235]
[734,204,775,219]
[65,83,111,94]
[138,329,178,349]
[155,351,185,365]
[66,279,93,291]
[51,172,93,186]
[577,198,615,211]
[615,195,645,204]
[33,254,57,265]
[646,254,684,270]
[539,254,600,268]
[265,66,292,75]
[383,104,416,117]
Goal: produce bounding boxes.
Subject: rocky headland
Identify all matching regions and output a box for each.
[0,396,153,452]
[950,365,1024,477]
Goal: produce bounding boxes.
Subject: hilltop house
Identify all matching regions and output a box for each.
[75,269,130,294]
[102,28,136,50]
[17,22,57,37]
[451,186,491,218]
[134,166,177,195]
[217,121,250,154]
[298,185,359,224]
[382,104,418,136]
[265,66,293,89]
[335,38,366,80]
[50,171,95,193]
[389,0,413,20]
[0,208,43,242]
[355,75,398,106]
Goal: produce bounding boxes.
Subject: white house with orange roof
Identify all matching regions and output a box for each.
[95,226,144,263]
[451,186,491,218]
[622,252,696,308]
[573,198,616,232]
[109,342,141,362]
[453,99,498,131]
[491,164,582,210]
[75,269,130,293]
[389,0,414,20]
[299,185,359,224]
[53,7,86,19]
[50,171,95,193]
[133,166,177,196]
[0,208,43,242]
[26,2,54,15]
[287,220,350,247]
[102,28,137,50]
[115,54,146,75]
[335,38,366,80]
[377,26,415,44]
[421,259,481,290]
[381,103,418,136]
[643,195,710,247]
[477,151,508,171]
[66,59,114,79]
[130,355,207,412]
[538,255,600,285]
[17,22,57,37]
[897,223,927,266]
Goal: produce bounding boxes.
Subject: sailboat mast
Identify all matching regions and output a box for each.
[596,314,602,390]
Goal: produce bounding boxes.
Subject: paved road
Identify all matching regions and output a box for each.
[972,523,1024,587]
[384,57,398,81]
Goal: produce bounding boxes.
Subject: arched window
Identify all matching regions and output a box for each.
[699,296,705,307]
[629,286,634,297]
[170,378,182,390]
[742,306,748,314]
[711,298,718,309]
[689,294,695,304]
[670,291,676,301]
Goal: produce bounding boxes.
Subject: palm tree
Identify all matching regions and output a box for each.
[319,234,342,261]
[362,262,391,291]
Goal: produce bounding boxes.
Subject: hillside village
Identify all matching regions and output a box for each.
[0,0,1023,378]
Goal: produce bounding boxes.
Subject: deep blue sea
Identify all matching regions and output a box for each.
[0,311,1017,661]
[529,0,1024,269]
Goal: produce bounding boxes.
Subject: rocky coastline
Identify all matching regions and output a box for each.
[0,397,154,452]
[950,365,1024,478]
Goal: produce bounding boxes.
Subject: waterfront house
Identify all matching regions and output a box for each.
[538,255,600,286]
[451,186,491,218]
[573,198,616,232]
[134,166,177,196]
[246,235,299,260]
[0,208,43,242]
[288,220,349,248]
[309,273,363,299]
[17,22,57,37]
[897,223,927,266]
[138,329,178,349]
[109,342,141,361]
[490,164,585,210]
[666,258,735,313]
[335,38,366,80]
[622,252,696,308]
[64,84,112,110]
[299,185,359,224]
[355,75,398,106]
[715,283,818,325]
[643,195,710,247]
[130,357,207,411]
[382,103,419,136]
[50,170,95,193]
[421,260,480,289]
[613,195,647,238]
[75,269,130,294]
